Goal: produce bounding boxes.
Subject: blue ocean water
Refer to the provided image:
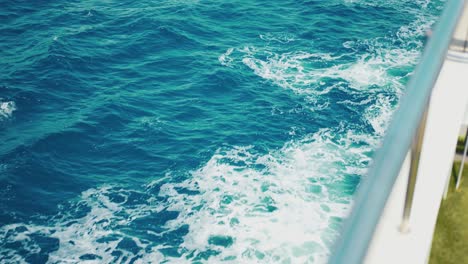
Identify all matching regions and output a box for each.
[0,0,444,263]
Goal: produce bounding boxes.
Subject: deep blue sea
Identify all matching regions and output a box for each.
[0,0,444,263]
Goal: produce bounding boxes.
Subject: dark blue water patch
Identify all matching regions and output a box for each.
[327,173,362,198]
[128,209,179,235]
[208,235,234,247]
[159,247,183,258]
[116,238,140,255]
[95,234,121,244]
[189,249,222,262]
[79,253,102,261]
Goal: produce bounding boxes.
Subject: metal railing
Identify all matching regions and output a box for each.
[328,0,466,263]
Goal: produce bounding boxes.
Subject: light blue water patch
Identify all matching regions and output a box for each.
[0,0,444,263]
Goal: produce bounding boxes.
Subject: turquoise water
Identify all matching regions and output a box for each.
[0,0,443,263]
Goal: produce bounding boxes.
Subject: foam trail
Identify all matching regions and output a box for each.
[0,127,374,263]
[159,127,375,263]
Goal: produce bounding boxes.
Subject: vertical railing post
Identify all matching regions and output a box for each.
[399,107,429,233]
[456,127,468,189]
[443,167,452,200]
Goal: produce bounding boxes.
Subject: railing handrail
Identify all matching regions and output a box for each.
[328,1,466,263]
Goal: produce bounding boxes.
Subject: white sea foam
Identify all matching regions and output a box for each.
[259,32,298,44]
[217,9,435,125]
[323,48,416,93]
[0,101,16,120]
[240,50,338,90]
[0,187,168,264]
[344,0,433,8]
[218,48,234,67]
[238,38,419,94]
[221,1,438,97]
[364,94,395,136]
[158,127,374,263]
[0,126,374,263]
